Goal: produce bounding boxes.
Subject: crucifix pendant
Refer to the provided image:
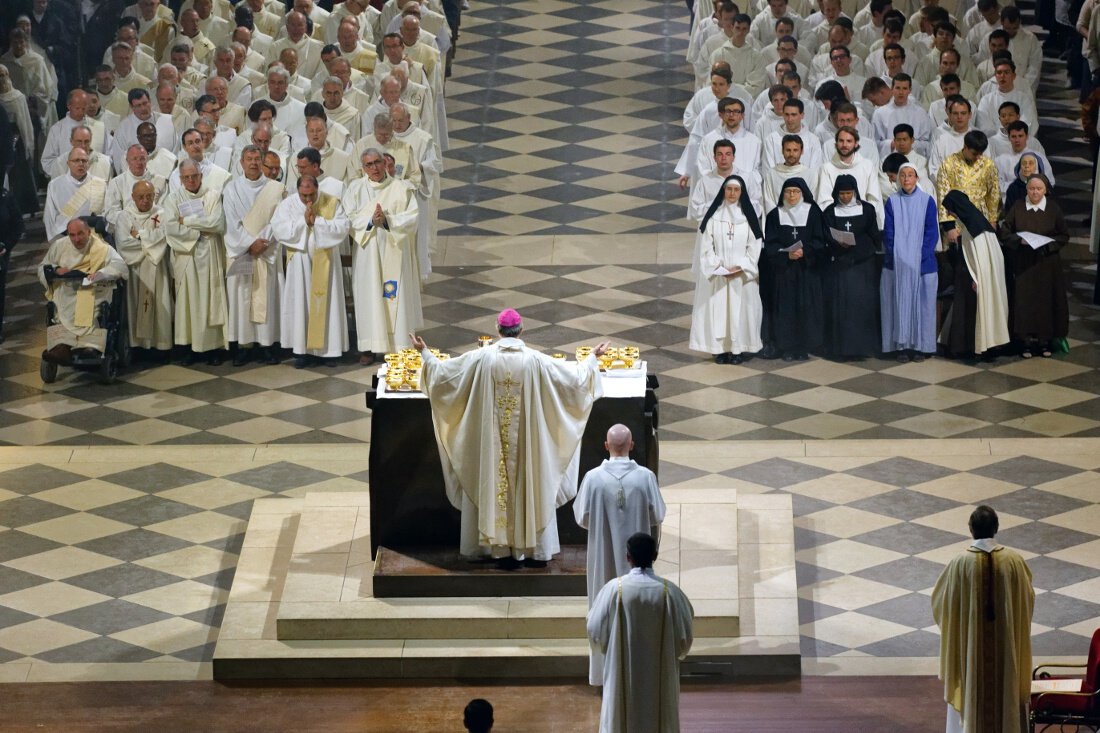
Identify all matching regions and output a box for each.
[789,227,797,240]
[844,220,852,232]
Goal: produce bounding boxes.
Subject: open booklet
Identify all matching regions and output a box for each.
[829,227,856,247]
[780,240,803,253]
[1016,231,1055,250]
[712,265,743,276]
[177,198,205,219]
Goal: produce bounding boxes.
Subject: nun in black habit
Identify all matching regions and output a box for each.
[821,174,881,360]
[763,177,825,360]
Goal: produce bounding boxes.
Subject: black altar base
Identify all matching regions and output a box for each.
[365,380,658,559]
[372,545,587,598]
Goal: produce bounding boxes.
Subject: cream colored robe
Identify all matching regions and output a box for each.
[587,568,694,733]
[419,340,602,560]
[950,229,1011,355]
[37,233,128,350]
[344,174,420,354]
[222,175,286,347]
[104,170,167,232]
[115,202,173,350]
[43,173,108,242]
[932,541,1034,733]
[273,192,350,357]
[163,184,228,352]
[394,124,441,281]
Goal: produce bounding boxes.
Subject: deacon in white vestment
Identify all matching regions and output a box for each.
[43,149,108,242]
[222,146,287,363]
[39,219,128,359]
[817,128,884,225]
[114,181,173,352]
[273,174,351,364]
[412,311,608,564]
[344,149,421,361]
[587,533,694,733]
[575,425,666,686]
[163,160,229,360]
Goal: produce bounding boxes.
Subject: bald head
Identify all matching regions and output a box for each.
[605,424,633,457]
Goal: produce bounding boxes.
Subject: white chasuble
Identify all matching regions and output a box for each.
[419,340,602,560]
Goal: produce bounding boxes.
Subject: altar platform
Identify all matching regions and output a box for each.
[211,489,799,680]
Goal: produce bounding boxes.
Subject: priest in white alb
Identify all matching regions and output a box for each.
[575,424,666,687]
[222,145,287,366]
[38,218,128,365]
[43,148,108,242]
[114,180,173,355]
[587,532,694,733]
[163,159,229,364]
[274,173,351,368]
[105,144,166,234]
[411,310,609,567]
[344,148,421,365]
[392,102,440,281]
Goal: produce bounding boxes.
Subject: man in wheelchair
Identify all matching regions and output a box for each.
[39,218,128,366]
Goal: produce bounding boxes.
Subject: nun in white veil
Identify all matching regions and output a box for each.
[689,174,764,365]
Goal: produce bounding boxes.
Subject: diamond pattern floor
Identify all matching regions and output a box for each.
[1,442,1099,681]
[2,0,1099,685]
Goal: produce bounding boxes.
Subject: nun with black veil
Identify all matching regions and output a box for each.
[940,189,1011,358]
[763,177,826,361]
[689,174,764,365]
[821,174,881,360]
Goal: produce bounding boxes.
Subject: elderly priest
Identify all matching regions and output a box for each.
[410,310,610,569]
[38,218,127,365]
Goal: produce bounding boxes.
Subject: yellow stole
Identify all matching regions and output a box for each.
[306,193,340,351]
[45,234,112,328]
[240,179,286,324]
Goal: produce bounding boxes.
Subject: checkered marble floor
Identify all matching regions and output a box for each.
[438,0,696,236]
[2,0,1100,686]
[1,258,1099,445]
[2,441,1099,681]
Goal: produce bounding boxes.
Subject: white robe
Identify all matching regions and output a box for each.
[689,206,764,355]
[950,228,1011,354]
[38,234,128,350]
[0,89,34,159]
[111,112,178,171]
[575,457,666,685]
[394,124,442,280]
[587,568,695,733]
[114,203,173,350]
[163,184,228,352]
[104,170,167,232]
[42,116,108,174]
[44,174,107,242]
[419,340,603,560]
[273,193,350,357]
[222,176,286,346]
[344,175,421,354]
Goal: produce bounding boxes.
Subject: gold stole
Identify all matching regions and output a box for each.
[306,193,339,351]
[240,179,285,324]
[359,180,403,327]
[59,177,106,221]
[46,234,112,328]
[975,550,999,733]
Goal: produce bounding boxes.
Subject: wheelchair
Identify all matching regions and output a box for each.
[40,278,131,385]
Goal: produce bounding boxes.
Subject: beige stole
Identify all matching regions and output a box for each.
[46,234,112,328]
[240,179,286,323]
[60,177,106,221]
[306,193,339,350]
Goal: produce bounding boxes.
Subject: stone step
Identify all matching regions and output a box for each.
[276,596,739,641]
[372,544,588,598]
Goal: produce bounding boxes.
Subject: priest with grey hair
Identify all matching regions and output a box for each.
[575,423,666,687]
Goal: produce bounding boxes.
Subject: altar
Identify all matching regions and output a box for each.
[364,366,660,558]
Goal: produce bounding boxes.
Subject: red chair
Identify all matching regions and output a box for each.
[1030,627,1100,731]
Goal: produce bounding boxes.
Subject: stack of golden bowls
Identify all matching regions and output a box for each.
[572,346,642,370]
[382,348,450,391]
